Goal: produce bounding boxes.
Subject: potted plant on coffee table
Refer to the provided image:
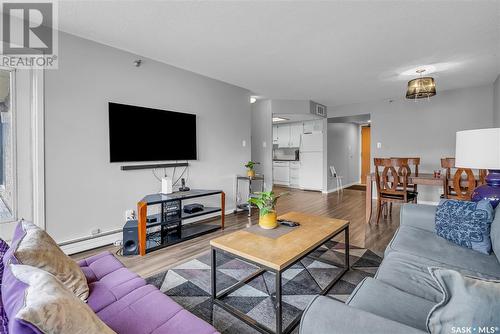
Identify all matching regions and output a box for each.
[248,191,286,229]
[245,161,257,178]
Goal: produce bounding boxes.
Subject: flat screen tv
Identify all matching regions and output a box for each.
[108,102,197,162]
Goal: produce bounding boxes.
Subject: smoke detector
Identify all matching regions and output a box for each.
[133,59,142,67]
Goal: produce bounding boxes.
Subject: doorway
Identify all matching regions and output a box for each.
[360,125,371,185]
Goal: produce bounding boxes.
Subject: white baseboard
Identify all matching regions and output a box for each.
[323,181,358,194]
[60,232,122,255]
[60,208,235,255]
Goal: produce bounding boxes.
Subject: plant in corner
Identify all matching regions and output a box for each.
[245,161,257,178]
[248,191,287,229]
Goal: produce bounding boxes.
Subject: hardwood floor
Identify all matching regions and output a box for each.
[71,186,400,278]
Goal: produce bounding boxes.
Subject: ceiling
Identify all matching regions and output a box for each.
[56,0,500,107]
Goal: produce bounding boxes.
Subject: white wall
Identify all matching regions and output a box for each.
[327,123,360,191]
[328,84,494,202]
[44,32,251,245]
[494,75,500,127]
[271,100,310,115]
[251,100,273,190]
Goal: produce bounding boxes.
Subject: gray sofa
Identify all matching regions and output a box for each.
[300,203,500,334]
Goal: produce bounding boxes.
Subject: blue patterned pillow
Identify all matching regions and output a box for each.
[0,238,9,334]
[435,199,494,254]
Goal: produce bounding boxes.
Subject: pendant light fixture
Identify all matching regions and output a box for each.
[406,69,436,99]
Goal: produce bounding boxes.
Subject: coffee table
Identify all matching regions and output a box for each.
[209,212,350,334]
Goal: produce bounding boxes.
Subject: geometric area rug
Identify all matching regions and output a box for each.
[146,241,383,334]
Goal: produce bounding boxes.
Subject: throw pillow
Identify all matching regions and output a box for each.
[13,221,89,301]
[435,199,494,254]
[427,267,500,334]
[0,239,9,334]
[10,264,116,334]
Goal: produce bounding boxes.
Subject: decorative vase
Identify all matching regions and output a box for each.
[259,211,278,229]
[472,169,500,208]
[247,169,256,178]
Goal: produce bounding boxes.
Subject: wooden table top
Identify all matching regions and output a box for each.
[210,211,349,271]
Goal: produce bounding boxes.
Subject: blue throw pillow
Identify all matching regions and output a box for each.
[0,238,9,334]
[435,199,494,254]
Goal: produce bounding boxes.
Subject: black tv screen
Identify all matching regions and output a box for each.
[108,102,197,162]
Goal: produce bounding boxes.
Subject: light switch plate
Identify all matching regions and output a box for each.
[377,142,382,149]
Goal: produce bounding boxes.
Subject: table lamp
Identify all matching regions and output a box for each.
[455,128,500,208]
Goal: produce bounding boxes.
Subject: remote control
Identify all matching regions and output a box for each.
[278,219,300,227]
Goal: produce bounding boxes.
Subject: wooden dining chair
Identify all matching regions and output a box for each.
[440,157,479,200]
[390,157,420,194]
[374,158,417,224]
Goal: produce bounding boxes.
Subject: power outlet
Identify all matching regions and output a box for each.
[114,240,122,247]
[125,209,136,221]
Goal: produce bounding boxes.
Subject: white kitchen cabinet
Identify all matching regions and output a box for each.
[277,124,291,148]
[272,161,290,185]
[272,125,278,144]
[289,123,303,148]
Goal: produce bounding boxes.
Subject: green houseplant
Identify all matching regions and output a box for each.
[245,161,257,178]
[248,191,286,229]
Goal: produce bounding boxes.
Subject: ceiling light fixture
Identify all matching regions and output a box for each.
[250,96,257,104]
[405,68,436,100]
[272,117,289,123]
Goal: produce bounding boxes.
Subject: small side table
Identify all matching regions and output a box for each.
[234,175,265,216]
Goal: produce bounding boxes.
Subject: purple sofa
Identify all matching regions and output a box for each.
[2,222,219,334]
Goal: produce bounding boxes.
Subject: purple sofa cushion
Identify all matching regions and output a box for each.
[97,285,217,334]
[82,252,218,334]
[78,252,147,312]
[0,239,10,334]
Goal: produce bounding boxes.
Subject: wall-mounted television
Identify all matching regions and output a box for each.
[108,102,197,163]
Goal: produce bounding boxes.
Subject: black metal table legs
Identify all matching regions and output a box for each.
[211,226,350,334]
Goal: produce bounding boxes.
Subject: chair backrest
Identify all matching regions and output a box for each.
[440,157,477,200]
[329,166,337,178]
[390,157,420,191]
[374,158,409,197]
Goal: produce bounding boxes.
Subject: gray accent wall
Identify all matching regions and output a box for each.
[328,84,494,202]
[44,32,251,244]
[327,123,361,191]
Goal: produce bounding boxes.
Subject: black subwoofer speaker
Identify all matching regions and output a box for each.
[122,220,138,256]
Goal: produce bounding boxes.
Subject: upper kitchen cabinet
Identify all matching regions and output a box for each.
[277,124,291,148]
[276,122,303,148]
[289,123,303,147]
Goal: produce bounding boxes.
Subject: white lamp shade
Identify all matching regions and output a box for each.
[455,128,500,169]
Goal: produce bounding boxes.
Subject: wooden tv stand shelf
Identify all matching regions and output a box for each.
[137,189,225,256]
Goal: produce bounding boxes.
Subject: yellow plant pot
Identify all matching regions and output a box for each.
[247,170,256,178]
[259,212,278,230]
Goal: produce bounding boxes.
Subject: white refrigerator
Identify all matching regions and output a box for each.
[299,133,323,190]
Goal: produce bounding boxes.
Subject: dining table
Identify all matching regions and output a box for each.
[365,172,445,224]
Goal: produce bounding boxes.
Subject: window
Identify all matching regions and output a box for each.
[0,68,15,222]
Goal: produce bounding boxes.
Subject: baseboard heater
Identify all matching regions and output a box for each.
[121,162,189,171]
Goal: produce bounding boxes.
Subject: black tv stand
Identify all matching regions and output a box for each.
[137,189,225,255]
